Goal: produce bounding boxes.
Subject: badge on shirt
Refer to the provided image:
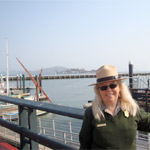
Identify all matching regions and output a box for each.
[124,110,129,118]
[97,123,106,127]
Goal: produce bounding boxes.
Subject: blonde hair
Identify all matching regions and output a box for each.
[92,81,139,121]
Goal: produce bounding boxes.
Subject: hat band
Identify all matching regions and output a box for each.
[97,76,118,83]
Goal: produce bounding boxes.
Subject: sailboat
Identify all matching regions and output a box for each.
[0,75,5,95]
[4,38,33,98]
[6,38,9,96]
[0,39,9,96]
[0,39,33,118]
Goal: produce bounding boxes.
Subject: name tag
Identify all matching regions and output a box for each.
[97,123,106,127]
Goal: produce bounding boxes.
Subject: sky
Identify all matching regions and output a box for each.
[0,0,150,73]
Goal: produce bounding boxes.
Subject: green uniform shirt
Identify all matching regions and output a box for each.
[79,107,150,149]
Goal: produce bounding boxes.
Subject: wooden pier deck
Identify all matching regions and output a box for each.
[0,105,18,117]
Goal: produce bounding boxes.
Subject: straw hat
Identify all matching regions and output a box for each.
[89,65,127,86]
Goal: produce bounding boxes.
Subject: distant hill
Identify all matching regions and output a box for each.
[30,66,69,75]
[58,68,96,74]
[1,66,96,76]
[5,66,68,76]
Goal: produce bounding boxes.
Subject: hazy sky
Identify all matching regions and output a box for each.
[0,0,150,73]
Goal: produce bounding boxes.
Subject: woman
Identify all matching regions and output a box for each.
[79,65,150,149]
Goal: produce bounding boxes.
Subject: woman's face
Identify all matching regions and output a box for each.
[98,81,120,106]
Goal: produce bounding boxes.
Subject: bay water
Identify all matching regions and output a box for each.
[9,78,96,108]
[8,75,150,110]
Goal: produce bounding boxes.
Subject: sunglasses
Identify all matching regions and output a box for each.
[99,84,118,91]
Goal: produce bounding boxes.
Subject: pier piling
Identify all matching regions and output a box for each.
[129,61,133,88]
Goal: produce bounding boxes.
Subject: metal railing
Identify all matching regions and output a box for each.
[132,76,150,89]
[38,118,82,148]
[0,117,82,149]
[0,95,84,149]
[0,95,150,150]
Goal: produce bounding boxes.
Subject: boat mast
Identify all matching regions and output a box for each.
[6,38,9,96]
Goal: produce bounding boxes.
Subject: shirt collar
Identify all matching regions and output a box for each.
[101,100,121,116]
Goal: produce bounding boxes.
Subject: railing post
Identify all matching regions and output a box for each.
[19,105,29,149]
[129,60,133,89]
[22,74,25,93]
[20,74,22,90]
[63,132,67,144]
[16,74,19,89]
[148,79,150,89]
[148,133,150,150]
[43,128,45,135]
[39,118,42,134]
[28,108,38,150]
[69,121,73,143]
[52,120,56,138]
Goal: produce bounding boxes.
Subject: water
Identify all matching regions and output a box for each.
[9,78,96,108]
[8,75,150,109]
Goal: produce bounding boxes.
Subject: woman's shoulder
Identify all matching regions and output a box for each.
[136,108,150,120]
[84,106,94,117]
[135,108,150,132]
[137,108,148,114]
[83,106,95,123]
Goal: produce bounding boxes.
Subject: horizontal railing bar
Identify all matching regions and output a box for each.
[0,95,84,120]
[23,129,77,149]
[45,128,80,136]
[0,118,77,149]
[0,118,21,133]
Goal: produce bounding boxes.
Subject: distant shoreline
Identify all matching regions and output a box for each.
[2,72,150,81]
